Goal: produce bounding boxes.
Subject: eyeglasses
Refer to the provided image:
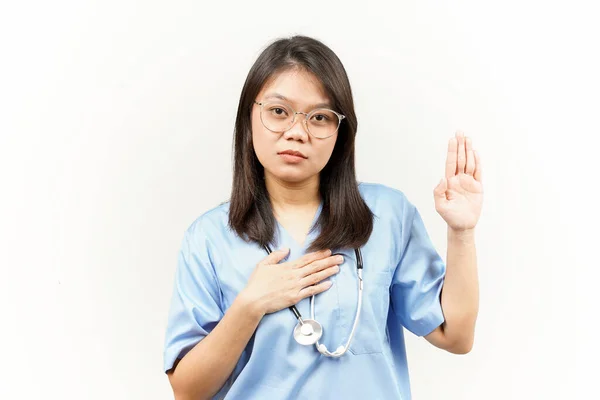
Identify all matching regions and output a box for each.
[254,100,345,139]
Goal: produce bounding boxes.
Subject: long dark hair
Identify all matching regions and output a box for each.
[228,35,373,253]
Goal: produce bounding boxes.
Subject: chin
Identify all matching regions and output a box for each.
[272,167,313,183]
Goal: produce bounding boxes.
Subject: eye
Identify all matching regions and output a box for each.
[310,111,336,124]
[266,104,290,119]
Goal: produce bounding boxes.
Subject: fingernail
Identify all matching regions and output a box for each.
[337,255,344,263]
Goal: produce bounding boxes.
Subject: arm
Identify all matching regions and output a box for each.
[426,131,483,354]
[424,227,478,354]
[167,294,262,400]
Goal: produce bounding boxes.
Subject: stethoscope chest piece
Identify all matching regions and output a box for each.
[293,319,323,345]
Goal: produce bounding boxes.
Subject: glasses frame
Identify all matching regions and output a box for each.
[254,100,345,139]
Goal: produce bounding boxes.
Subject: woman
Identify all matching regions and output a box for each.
[163,35,482,400]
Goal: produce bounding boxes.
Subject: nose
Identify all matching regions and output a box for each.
[282,113,310,142]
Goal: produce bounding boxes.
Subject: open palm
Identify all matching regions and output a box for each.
[434,131,483,231]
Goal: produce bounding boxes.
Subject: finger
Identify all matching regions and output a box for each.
[456,131,466,173]
[291,248,332,269]
[465,136,475,176]
[260,247,290,266]
[433,177,448,202]
[445,137,458,178]
[300,265,340,287]
[298,279,334,299]
[300,254,343,277]
[474,150,483,182]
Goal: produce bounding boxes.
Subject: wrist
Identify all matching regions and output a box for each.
[448,226,476,242]
[235,290,266,320]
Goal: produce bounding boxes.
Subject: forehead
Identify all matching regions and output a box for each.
[257,68,331,108]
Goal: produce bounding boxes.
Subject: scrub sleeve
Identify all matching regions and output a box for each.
[163,224,224,373]
[391,204,447,337]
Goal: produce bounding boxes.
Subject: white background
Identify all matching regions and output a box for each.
[1,1,597,399]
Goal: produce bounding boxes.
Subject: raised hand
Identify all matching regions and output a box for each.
[433,131,483,231]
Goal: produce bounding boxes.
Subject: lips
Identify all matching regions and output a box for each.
[278,150,307,159]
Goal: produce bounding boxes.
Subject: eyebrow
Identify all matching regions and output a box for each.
[263,92,332,109]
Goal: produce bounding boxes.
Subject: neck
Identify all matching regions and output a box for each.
[265,172,321,213]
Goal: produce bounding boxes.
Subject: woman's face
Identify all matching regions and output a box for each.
[251,68,339,184]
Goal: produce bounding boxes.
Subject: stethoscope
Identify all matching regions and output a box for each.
[263,245,364,358]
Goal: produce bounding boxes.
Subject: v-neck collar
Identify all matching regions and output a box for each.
[275,199,324,251]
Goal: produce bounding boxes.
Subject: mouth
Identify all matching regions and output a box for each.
[278,150,307,159]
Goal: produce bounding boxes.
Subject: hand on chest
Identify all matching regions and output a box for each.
[218,239,395,356]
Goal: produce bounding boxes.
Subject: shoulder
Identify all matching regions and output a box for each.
[184,201,231,241]
[358,181,408,201]
[358,181,416,219]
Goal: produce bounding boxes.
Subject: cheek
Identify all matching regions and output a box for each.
[314,137,338,167]
[251,114,273,164]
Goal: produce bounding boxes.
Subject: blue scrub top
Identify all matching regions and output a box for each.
[163,182,446,400]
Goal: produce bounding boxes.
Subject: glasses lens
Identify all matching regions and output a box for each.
[260,103,294,132]
[307,109,340,138]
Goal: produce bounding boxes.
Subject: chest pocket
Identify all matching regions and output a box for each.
[331,249,392,355]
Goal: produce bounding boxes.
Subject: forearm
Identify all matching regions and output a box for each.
[168,294,264,400]
[440,227,479,351]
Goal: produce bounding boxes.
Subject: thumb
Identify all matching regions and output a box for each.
[262,247,290,265]
[433,177,448,200]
